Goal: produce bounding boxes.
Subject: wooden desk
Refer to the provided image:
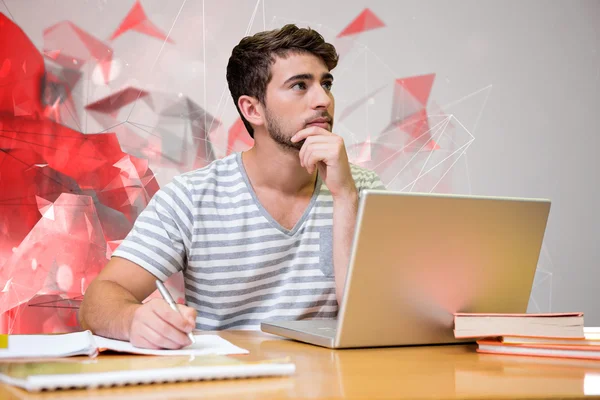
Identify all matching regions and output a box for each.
[2,330,600,399]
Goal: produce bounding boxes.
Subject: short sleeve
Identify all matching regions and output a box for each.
[363,170,386,190]
[111,176,194,281]
[352,165,386,193]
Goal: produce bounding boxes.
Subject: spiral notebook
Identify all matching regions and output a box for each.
[0,355,296,392]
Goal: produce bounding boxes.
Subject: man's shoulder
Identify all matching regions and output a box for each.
[349,163,378,179]
[348,163,385,190]
[177,153,242,186]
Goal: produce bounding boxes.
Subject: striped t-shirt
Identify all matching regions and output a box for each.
[112,152,385,330]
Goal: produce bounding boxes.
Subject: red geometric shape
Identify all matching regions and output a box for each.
[0,14,161,333]
[2,294,81,334]
[0,59,10,78]
[226,118,254,155]
[110,0,175,43]
[347,141,400,176]
[0,193,108,315]
[386,109,440,152]
[395,73,435,108]
[41,64,83,128]
[0,13,45,117]
[348,135,372,164]
[404,110,440,151]
[42,49,61,60]
[337,8,385,38]
[43,21,113,84]
[85,87,150,116]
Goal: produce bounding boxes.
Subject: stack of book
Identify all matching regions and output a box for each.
[453,312,600,360]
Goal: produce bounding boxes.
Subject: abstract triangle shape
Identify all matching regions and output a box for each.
[35,196,53,215]
[350,135,372,164]
[110,0,174,43]
[395,74,435,107]
[42,205,55,221]
[337,8,385,38]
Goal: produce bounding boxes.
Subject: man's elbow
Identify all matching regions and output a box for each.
[78,278,100,332]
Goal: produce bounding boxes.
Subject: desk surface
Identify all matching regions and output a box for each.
[2,330,600,399]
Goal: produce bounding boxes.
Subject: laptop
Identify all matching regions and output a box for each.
[261,190,551,349]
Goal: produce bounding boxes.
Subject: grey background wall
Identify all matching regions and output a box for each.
[2,0,598,322]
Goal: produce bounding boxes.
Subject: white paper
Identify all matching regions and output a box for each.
[93,334,249,356]
[0,331,96,359]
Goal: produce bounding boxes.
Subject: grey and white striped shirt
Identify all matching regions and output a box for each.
[112,152,385,330]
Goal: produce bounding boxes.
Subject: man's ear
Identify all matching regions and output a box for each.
[238,95,265,127]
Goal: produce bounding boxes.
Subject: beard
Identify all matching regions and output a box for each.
[265,107,304,152]
[264,107,333,152]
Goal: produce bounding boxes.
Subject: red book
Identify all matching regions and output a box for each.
[477,337,600,360]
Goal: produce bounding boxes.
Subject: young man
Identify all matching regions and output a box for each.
[80,24,384,349]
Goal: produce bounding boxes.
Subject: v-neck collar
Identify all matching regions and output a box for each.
[236,152,322,236]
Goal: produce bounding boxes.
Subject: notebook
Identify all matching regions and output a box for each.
[476,338,600,360]
[0,355,295,392]
[501,327,600,345]
[0,331,248,359]
[453,312,585,339]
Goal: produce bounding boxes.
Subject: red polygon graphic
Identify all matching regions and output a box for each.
[2,294,81,334]
[85,86,151,117]
[337,8,385,38]
[0,13,45,117]
[43,20,113,84]
[386,109,440,152]
[110,0,174,43]
[1,12,161,333]
[395,73,435,108]
[347,141,400,176]
[86,90,220,171]
[348,135,372,164]
[41,64,83,126]
[0,118,159,257]
[0,194,108,315]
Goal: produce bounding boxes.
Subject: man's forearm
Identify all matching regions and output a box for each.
[332,189,359,304]
[79,280,142,340]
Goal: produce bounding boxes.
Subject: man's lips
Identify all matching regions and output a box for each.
[306,118,331,129]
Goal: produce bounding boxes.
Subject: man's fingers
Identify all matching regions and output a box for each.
[299,136,338,166]
[302,144,332,171]
[177,304,197,328]
[141,322,187,349]
[304,149,329,174]
[148,312,192,347]
[131,335,161,350]
[291,126,331,143]
[152,300,193,333]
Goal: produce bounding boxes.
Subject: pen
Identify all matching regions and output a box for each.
[155,280,196,344]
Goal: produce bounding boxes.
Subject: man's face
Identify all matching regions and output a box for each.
[262,52,335,151]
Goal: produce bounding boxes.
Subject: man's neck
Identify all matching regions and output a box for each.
[242,139,317,196]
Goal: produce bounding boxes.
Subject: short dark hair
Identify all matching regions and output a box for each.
[226,24,339,138]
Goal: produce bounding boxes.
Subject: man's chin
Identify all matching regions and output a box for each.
[274,138,303,152]
[290,139,305,150]
[278,142,302,152]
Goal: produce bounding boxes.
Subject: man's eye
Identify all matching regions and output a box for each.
[322,81,333,91]
[292,82,307,90]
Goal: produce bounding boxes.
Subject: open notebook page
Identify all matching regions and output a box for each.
[93,334,249,356]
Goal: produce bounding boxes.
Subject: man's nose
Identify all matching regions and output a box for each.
[312,85,332,109]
